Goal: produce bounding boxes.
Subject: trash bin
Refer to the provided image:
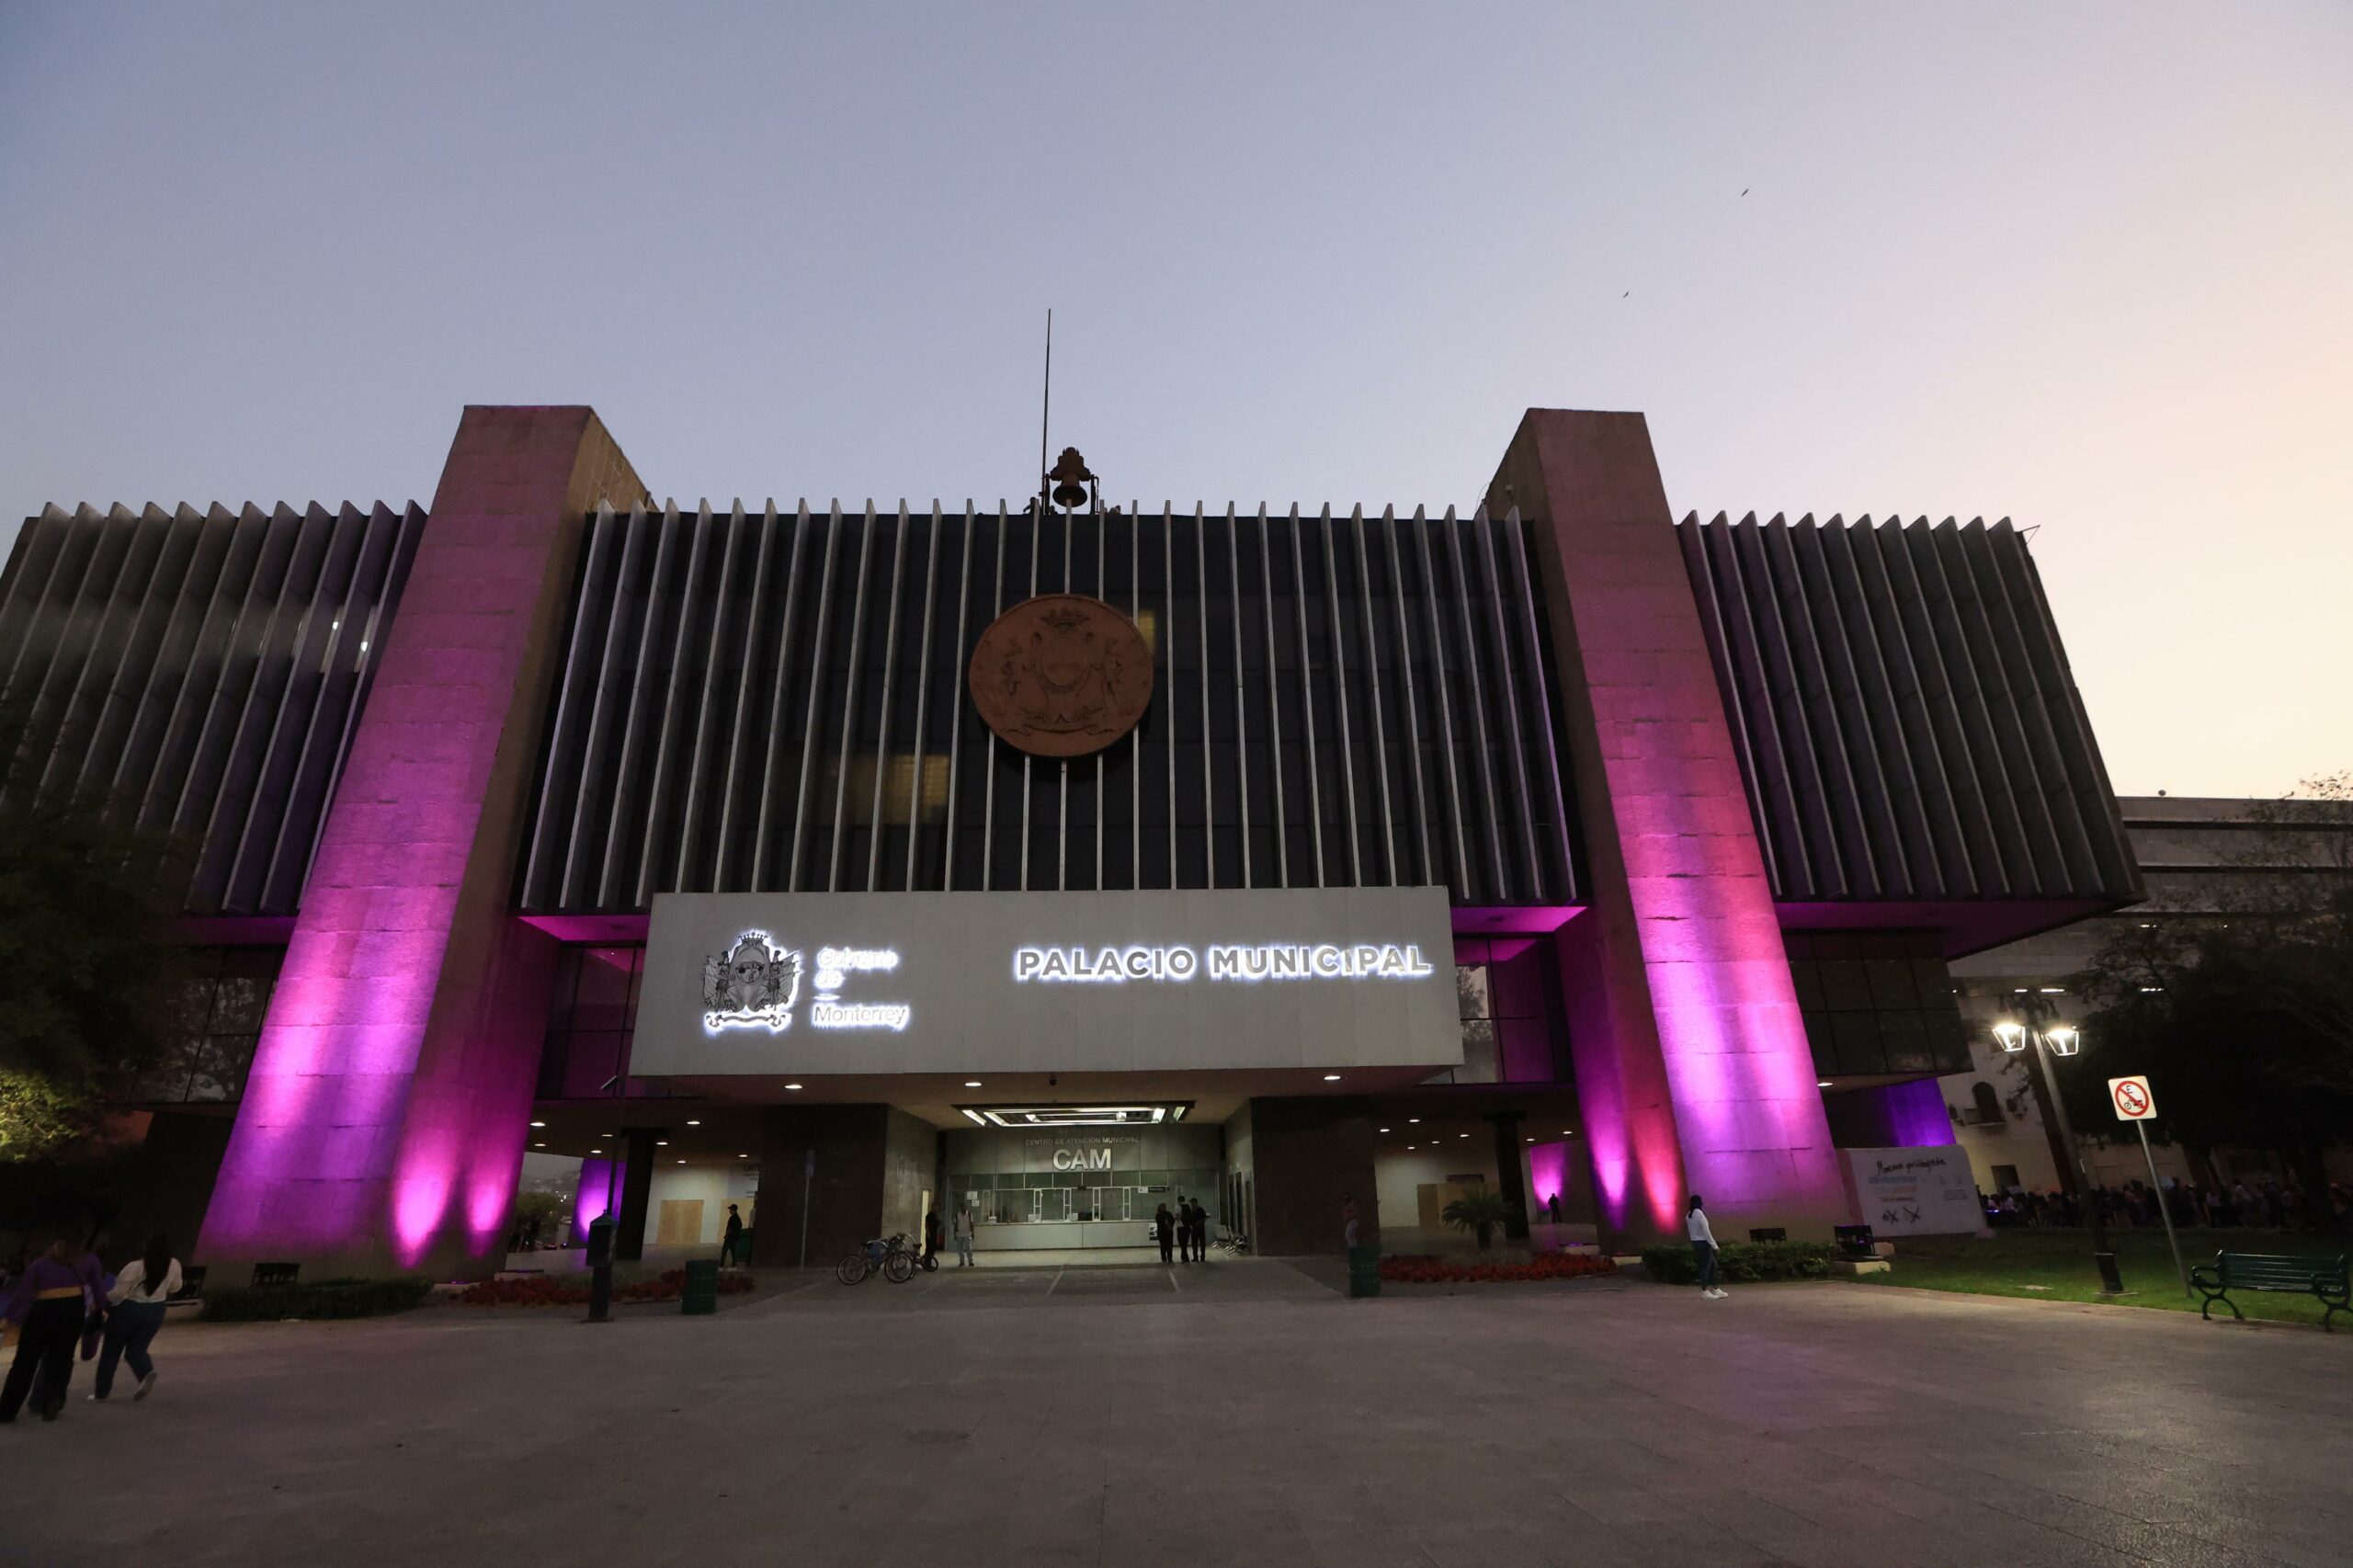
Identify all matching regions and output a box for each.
[681,1258,720,1315]
[1347,1245,1381,1299]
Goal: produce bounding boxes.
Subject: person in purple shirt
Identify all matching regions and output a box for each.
[2,1234,110,1423]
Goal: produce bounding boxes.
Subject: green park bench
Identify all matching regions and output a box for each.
[2189,1251,2348,1332]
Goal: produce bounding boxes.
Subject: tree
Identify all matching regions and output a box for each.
[1440,1188,1515,1250]
[0,701,189,1162]
[2068,774,2353,1209]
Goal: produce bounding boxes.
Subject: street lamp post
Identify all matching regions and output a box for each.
[1995,1012,2124,1296]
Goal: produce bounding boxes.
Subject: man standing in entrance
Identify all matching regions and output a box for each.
[952,1204,975,1267]
[1154,1203,1176,1264]
[720,1204,744,1267]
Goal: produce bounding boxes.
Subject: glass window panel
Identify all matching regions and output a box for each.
[1458,964,1492,1020]
[1458,1019,1499,1083]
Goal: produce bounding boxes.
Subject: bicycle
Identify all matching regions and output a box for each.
[835,1233,922,1284]
[1216,1231,1251,1256]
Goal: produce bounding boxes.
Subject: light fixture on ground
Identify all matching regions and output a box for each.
[1995,1006,2120,1294]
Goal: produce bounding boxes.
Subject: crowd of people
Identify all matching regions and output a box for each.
[1980,1175,2353,1233]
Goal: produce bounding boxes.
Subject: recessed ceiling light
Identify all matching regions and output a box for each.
[534,1142,547,1149]
[1322,1074,1341,1082]
[1458,1133,1469,1139]
[784,1083,802,1091]
[529,1120,546,1128]
[590,1148,603,1154]
[1379,1127,1391,1133]
[1526,1137,1534,1143]
[1407,1118,1419,1124]
[1817,1080,1833,1088]
[676,1159,686,1165]
[687,1119,701,1127]
[964,1081,983,1087]
[737,1153,748,1159]
[656,1141,669,1147]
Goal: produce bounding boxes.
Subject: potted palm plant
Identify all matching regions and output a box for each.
[1440,1189,1515,1251]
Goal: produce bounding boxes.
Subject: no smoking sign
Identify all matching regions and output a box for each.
[2109,1074,2157,1121]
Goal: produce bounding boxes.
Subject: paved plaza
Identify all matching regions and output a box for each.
[3,1265,2347,1567]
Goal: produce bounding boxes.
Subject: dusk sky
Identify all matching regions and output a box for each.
[3,3,2346,798]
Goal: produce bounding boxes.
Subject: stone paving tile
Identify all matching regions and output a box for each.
[3,1276,2349,1566]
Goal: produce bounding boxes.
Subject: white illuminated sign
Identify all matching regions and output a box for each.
[1011,942,1434,983]
[1051,1147,1114,1172]
[702,931,910,1035]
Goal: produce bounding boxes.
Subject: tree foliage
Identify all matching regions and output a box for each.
[2067,774,2353,1168]
[0,700,189,1160]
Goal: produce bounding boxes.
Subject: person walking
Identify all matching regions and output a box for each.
[1687,1194,1725,1299]
[719,1204,745,1267]
[1154,1203,1176,1264]
[1187,1199,1207,1261]
[92,1233,179,1403]
[952,1204,975,1267]
[2,1234,109,1423]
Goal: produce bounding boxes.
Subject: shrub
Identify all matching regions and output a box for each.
[1640,1240,1835,1285]
[459,1267,756,1308]
[199,1277,433,1322]
[1381,1251,1617,1285]
[1438,1189,1518,1250]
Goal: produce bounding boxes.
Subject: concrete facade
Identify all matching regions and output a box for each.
[1489,412,1847,1247]
[196,408,644,1279]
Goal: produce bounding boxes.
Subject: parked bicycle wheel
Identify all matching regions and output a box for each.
[835,1253,871,1285]
[918,1252,939,1272]
[882,1249,918,1283]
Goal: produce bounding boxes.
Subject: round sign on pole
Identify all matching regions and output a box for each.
[2108,1074,2156,1121]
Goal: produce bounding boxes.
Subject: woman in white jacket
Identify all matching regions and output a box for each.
[1686,1195,1726,1299]
[93,1233,179,1401]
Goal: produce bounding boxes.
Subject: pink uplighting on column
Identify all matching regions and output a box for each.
[1527,1142,1571,1211]
[196,407,641,1279]
[1499,410,1850,1242]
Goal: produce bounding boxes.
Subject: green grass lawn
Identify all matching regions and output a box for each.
[1855,1227,2350,1328]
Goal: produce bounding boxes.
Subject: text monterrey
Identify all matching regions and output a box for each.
[1012,943,1436,983]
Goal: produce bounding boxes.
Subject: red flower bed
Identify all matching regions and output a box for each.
[459,1268,756,1307]
[1379,1252,1618,1285]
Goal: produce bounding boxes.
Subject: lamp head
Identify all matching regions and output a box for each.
[2044,1025,2082,1057]
[1992,1019,2027,1053]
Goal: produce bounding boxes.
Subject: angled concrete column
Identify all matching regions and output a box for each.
[1489,410,1849,1244]
[198,407,645,1280]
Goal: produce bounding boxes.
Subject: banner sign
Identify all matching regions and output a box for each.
[1840,1146,1984,1236]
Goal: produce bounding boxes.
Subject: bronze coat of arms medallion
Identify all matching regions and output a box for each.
[968,593,1154,758]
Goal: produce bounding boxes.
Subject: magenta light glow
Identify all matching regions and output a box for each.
[1527,1142,1571,1211]
[195,407,613,1279]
